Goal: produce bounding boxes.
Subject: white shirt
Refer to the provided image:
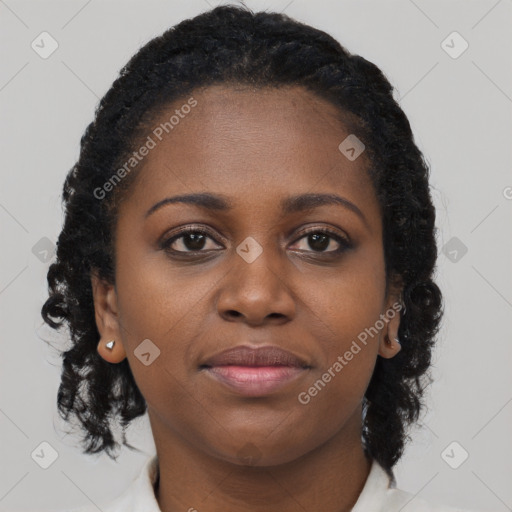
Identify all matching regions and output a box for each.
[70,455,475,512]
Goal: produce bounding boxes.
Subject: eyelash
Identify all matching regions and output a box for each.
[160,225,352,258]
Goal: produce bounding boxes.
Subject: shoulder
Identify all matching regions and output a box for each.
[383,486,483,512]
[353,460,488,512]
[63,455,161,512]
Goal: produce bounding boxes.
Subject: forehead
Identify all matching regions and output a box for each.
[120,85,378,221]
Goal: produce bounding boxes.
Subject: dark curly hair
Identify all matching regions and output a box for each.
[41,4,443,472]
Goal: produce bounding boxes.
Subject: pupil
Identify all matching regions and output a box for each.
[309,233,328,251]
[185,233,206,250]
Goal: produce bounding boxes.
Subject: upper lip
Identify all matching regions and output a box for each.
[200,345,311,368]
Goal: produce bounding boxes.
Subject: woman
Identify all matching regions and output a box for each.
[42,5,477,511]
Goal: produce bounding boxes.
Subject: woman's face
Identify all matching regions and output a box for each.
[92,85,402,466]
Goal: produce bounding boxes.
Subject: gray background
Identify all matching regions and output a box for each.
[1,0,511,510]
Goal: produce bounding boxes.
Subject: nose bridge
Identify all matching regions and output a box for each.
[232,233,285,294]
[216,233,295,323]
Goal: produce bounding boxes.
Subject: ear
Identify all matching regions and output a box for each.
[90,271,127,363]
[378,275,404,359]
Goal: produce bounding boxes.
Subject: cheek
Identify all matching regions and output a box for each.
[306,242,387,345]
[113,243,211,393]
[114,239,207,339]
[297,244,386,397]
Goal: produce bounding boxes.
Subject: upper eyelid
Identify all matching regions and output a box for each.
[163,225,224,244]
[164,223,348,238]
[296,225,350,242]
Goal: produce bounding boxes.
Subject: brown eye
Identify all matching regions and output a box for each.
[161,228,222,253]
[291,228,351,254]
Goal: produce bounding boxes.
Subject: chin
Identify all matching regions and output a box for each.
[207,436,316,468]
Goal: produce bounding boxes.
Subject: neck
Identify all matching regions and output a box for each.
[151,409,372,512]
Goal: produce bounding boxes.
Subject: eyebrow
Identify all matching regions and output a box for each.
[145,192,368,225]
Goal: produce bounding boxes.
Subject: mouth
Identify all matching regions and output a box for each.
[199,345,311,397]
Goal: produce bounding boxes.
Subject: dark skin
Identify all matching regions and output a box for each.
[91,85,402,512]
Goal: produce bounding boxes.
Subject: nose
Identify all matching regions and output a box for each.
[216,243,296,326]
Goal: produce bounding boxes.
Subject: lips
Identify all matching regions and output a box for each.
[200,345,310,369]
[199,345,311,397]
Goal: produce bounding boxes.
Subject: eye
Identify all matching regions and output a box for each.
[160,225,352,258]
[160,226,223,254]
[290,227,351,254]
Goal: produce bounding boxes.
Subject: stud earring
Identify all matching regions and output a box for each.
[105,340,115,350]
[394,337,401,345]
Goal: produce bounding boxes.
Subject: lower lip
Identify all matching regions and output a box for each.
[203,365,308,397]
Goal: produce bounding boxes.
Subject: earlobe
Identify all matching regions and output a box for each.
[90,272,127,363]
[97,337,127,363]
